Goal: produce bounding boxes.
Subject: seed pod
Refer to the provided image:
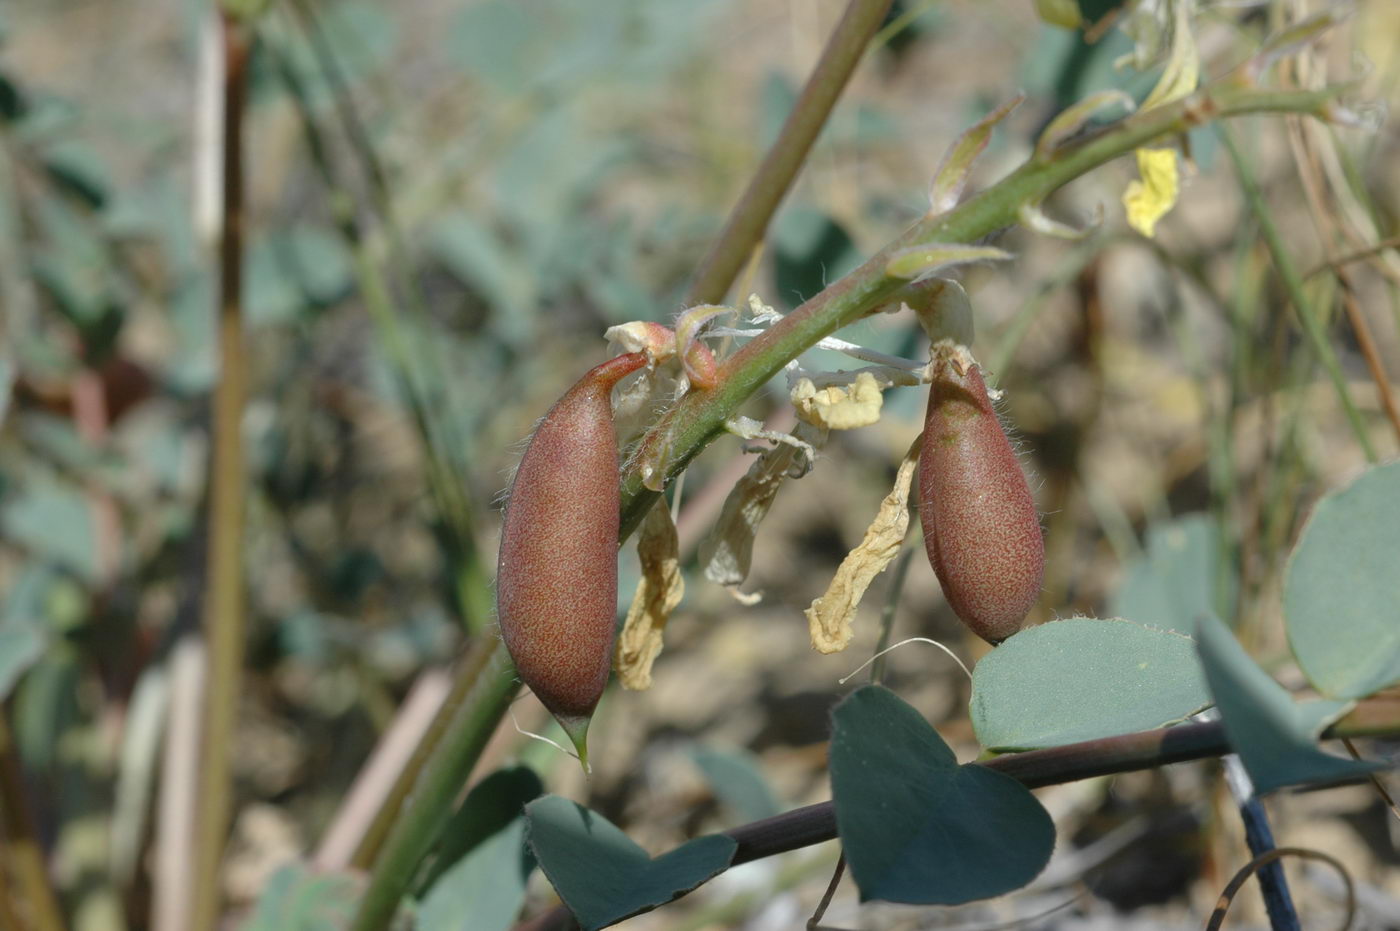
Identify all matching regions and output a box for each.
[497,352,648,762]
[918,344,1043,644]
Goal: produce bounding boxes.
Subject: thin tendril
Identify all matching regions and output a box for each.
[838,637,973,684]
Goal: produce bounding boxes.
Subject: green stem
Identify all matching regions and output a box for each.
[190,16,253,929]
[191,18,251,931]
[1218,124,1378,463]
[347,636,500,870]
[684,0,894,306]
[623,82,1344,540]
[348,640,520,931]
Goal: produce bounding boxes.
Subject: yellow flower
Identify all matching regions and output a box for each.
[1121,0,1198,238]
[1123,147,1179,237]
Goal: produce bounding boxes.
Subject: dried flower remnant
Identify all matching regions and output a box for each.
[615,503,684,691]
[805,435,921,654]
[700,420,826,596]
[791,372,884,431]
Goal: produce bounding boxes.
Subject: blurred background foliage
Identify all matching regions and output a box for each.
[0,0,1398,928]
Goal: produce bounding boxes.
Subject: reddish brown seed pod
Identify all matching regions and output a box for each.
[497,352,648,761]
[918,345,1044,644]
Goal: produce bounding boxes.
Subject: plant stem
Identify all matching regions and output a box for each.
[684,0,894,306]
[348,639,520,931]
[0,714,66,931]
[191,17,251,931]
[1218,123,1378,463]
[347,643,497,870]
[622,82,1345,540]
[517,696,1400,930]
[1224,764,1301,931]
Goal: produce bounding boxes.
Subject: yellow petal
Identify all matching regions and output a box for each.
[1123,147,1179,238]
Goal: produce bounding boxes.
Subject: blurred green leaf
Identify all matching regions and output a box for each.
[245,225,353,325]
[1,477,99,582]
[428,211,533,332]
[268,1,397,107]
[449,0,538,90]
[0,70,25,122]
[971,617,1210,752]
[1196,614,1382,794]
[417,767,544,931]
[21,412,108,473]
[831,686,1054,904]
[419,819,532,931]
[759,71,798,149]
[1109,513,1233,632]
[30,194,118,327]
[0,626,45,700]
[526,795,735,931]
[166,272,217,392]
[419,766,543,892]
[772,205,861,308]
[0,352,13,425]
[243,862,362,931]
[689,745,782,822]
[1285,461,1400,699]
[41,140,110,209]
[12,650,80,771]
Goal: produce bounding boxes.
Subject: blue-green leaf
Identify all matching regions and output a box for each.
[1284,461,1400,699]
[245,226,353,325]
[242,862,362,930]
[1109,513,1232,631]
[1196,615,1382,794]
[689,745,782,822]
[525,795,735,931]
[1,478,99,581]
[971,617,1210,751]
[415,766,542,904]
[831,686,1054,905]
[418,818,532,931]
[0,626,45,700]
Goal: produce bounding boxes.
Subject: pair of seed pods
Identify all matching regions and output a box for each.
[496,350,1044,747]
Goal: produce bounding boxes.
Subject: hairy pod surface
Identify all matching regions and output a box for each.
[497,352,648,759]
[918,351,1044,644]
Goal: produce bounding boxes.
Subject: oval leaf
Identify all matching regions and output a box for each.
[525,795,735,931]
[971,618,1210,752]
[831,686,1054,905]
[1285,461,1400,699]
